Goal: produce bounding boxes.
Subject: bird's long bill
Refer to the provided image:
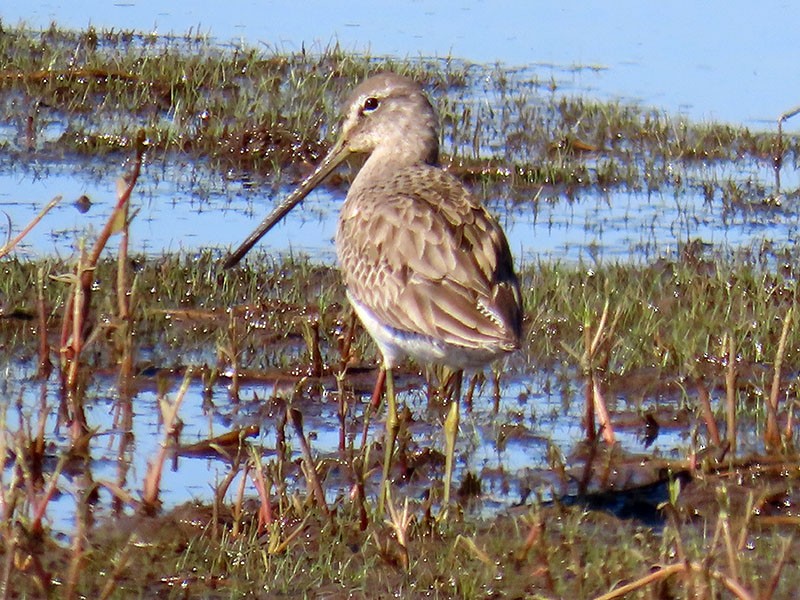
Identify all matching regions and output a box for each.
[222,140,351,269]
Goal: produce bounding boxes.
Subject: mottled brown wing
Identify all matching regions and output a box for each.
[336,166,522,352]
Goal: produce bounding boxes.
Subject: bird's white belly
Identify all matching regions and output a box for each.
[347,292,504,370]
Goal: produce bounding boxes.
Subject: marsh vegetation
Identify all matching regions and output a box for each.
[1,22,800,598]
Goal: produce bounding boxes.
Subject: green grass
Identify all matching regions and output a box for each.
[5,495,798,598]
[3,246,799,387]
[1,22,797,202]
[3,20,800,600]
[0,249,800,598]
[0,241,800,393]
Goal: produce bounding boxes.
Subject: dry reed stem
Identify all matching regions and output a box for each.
[765,307,792,449]
[249,450,273,530]
[141,369,192,513]
[785,398,795,445]
[58,132,145,398]
[514,515,543,564]
[580,300,619,444]
[35,267,52,379]
[115,176,131,321]
[65,243,88,403]
[212,461,240,505]
[361,367,386,449]
[735,493,757,552]
[0,196,61,259]
[231,461,250,538]
[85,133,145,270]
[594,561,755,600]
[289,407,330,517]
[268,514,311,555]
[34,385,48,467]
[721,518,741,586]
[583,373,595,441]
[454,534,493,568]
[725,334,737,450]
[592,374,615,445]
[115,174,135,390]
[696,382,721,445]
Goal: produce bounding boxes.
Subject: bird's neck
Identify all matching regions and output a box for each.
[352,139,438,192]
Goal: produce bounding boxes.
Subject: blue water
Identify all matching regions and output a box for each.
[3,2,799,263]
[5,0,799,126]
[1,1,797,534]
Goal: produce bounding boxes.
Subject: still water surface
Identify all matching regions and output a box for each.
[1,1,798,531]
[2,1,799,262]
[5,1,799,126]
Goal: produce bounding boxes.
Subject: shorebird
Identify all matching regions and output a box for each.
[224,72,523,510]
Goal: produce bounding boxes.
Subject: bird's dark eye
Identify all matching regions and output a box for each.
[362,97,380,112]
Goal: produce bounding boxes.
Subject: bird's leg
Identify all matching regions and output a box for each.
[464,372,482,412]
[443,369,463,506]
[378,366,399,514]
[360,367,386,449]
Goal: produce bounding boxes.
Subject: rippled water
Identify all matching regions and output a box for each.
[3,148,798,265]
[4,1,800,262]
[2,3,799,533]
[4,359,699,533]
[5,1,799,126]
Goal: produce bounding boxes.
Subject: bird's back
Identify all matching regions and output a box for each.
[336,164,522,369]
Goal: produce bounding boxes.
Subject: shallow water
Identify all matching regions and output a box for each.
[3,149,798,265]
[4,359,701,533]
[1,9,799,537]
[5,1,800,126]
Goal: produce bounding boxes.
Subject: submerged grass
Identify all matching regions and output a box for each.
[5,496,799,598]
[3,245,800,389]
[1,21,798,203]
[2,248,800,595]
[3,20,800,600]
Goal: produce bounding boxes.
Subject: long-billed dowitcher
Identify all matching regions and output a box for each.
[224,72,523,509]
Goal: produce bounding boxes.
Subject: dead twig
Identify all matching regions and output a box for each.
[0,196,61,259]
[140,369,192,514]
[594,561,755,600]
[289,406,330,518]
[765,307,792,449]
